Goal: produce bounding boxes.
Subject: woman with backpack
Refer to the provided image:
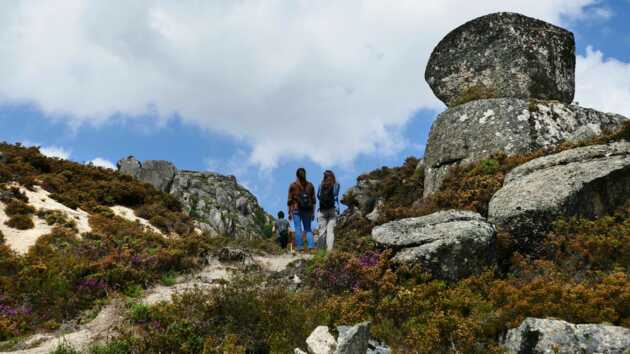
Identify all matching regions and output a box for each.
[317,170,340,251]
[287,167,316,253]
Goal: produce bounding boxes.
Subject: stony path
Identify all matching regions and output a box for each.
[1,253,309,354]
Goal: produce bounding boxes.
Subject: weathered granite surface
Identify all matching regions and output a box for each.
[426,12,575,107]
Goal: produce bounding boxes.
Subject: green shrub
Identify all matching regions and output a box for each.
[4,200,35,217]
[50,341,80,354]
[161,273,177,286]
[129,303,151,323]
[5,214,34,230]
[123,284,144,299]
[88,340,135,354]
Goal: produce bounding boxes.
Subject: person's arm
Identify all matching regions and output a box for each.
[335,183,341,214]
[310,183,316,219]
[287,184,294,220]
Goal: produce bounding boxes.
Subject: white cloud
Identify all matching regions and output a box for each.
[39,146,71,160]
[89,157,116,170]
[0,0,610,168]
[576,47,630,117]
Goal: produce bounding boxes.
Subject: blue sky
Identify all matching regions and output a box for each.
[1,1,629,217]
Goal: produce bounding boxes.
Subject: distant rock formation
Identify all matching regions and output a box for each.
[117,156,271,239]
[503,318,630,354]
[422,12,627,197]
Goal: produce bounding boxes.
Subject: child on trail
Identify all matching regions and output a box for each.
[273,211,290,250]
[317,170,340,251]
[287,167,316,253]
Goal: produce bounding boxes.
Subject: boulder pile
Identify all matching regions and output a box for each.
[117,156,272,239]
[423,12,626,197]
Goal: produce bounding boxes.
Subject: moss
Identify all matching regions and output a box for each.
[450,84,497,107]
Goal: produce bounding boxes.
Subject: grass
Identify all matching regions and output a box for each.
[160,272,178,286]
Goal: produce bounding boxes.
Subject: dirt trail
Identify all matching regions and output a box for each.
[1,253,308,354]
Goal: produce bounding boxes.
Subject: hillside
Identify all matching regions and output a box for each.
[2,11,630,354]
[0,144,282,349]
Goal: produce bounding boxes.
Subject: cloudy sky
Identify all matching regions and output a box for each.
[1,0,629,216]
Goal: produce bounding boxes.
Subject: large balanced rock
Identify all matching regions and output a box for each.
[117,157,272,239]
[503,317,630,354]
[426,12,575,107]
[423,98,626,197]
[489,141,630,244]
[372,210,495,280]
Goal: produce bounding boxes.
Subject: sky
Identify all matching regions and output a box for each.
[1,0,630,217]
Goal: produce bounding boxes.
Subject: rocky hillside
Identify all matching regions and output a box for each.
[332,11,630,353]
[2,11,630,354]
[117,156,272,239]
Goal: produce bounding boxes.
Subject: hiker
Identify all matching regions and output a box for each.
[273,211,290,250]
[317,170,340,251]
[288,167,316,253]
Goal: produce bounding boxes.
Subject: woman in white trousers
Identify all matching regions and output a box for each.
[317,170,340,251]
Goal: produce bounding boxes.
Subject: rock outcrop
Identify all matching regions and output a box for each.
[426,12,575,107]
[116,156,176,192]
[488,141,630,245]
[117,156,271,239]
[306,326,337,354]
[299,322,389,354]
[422,12,627,197]
[372,210,495,280]
[336,322,370,354]
[423,99,625,196]
[503,317,630,354]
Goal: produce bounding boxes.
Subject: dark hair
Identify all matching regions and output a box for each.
[277,211,285,218]
[296,167,306,179]
[322,170,336,188]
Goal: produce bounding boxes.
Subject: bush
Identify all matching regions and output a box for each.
[5,214,34,230]
[129,303,151,323]
[161,273,177,286]
[4,200,35,217]
[112,276,328,353]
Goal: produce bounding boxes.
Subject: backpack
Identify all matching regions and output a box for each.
[276,219,289,237]
[319,184,336,210]
[297,190,312,211]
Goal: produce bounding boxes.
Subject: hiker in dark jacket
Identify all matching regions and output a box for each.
[273,211,290,250]
[317,170,340,251]
[287,167,316,253]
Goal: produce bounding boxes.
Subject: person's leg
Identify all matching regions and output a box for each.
[293,213,304,251]
[327,212,337,251]
[302,212,315,250]
[317,211,328,250]
[284,234,289,249]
